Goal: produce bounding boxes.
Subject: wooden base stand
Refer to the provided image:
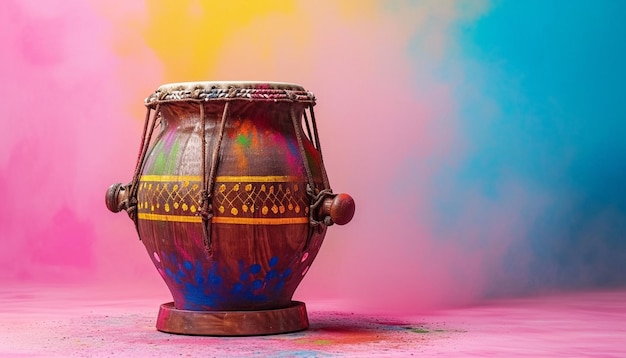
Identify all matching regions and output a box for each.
[155,301,309,336]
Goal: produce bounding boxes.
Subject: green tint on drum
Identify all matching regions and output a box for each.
[106,81,355,336]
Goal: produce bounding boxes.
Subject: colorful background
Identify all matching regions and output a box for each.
[2,0,625,314]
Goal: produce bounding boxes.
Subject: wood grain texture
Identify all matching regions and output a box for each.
[136,94,326,312]
[156,301,309,336]
[106,83,354,336]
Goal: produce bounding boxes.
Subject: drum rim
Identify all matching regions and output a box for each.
[145,81,315,106]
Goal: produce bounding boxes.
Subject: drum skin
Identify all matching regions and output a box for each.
[135,86,327,311]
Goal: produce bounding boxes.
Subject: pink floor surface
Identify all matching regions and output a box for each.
[1,284,624,357]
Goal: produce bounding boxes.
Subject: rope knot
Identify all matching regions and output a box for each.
[307,184,333,230]
[285,90,298,102]
[199,189,212,219]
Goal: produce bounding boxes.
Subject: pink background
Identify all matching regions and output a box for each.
[2,1,625,314]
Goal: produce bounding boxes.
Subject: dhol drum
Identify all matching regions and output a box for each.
[106,82,354,336]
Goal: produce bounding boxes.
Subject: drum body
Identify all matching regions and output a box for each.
[106,82,354,335]
[138,82,326,311]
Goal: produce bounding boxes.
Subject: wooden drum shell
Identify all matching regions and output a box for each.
[135,97,326,312]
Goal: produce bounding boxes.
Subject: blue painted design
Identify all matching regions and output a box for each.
[225,257,296,303]
[183,281,214,309]
[250,263,262,274]
[266,270,278,280]
[251,279,263,290]
[269,256,279,267]
[232,283,243,294]
[208,270,222,285]
[194,263,205,285]
[160,256,227,310]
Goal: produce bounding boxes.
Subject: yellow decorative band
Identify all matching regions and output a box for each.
[215,175,299,183]
[138,213,308,225]
[140,175,299,183]
[138,213,202,223]
[211,217,309,225]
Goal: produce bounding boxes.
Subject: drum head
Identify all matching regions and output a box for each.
[145,81,315,106]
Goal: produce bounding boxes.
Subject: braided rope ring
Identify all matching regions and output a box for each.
[145,81,316,107]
